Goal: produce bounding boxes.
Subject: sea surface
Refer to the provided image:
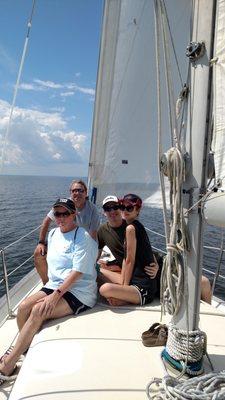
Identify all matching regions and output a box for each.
[0,175,225,300]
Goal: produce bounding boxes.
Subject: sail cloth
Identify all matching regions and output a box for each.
[88,0,159,203]
[212,0,225,189]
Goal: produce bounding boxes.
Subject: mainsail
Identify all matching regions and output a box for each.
[88,0,159,203]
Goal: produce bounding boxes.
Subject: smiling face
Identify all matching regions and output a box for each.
[53,206,76,232]
[70,182,87,209]
[121,202,140,223]
[103,202,123,227]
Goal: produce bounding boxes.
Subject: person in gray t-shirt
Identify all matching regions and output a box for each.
[34,180,100,284]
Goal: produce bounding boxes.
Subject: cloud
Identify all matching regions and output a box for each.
[19,82,46,91]
[19,78,95,98]
[60,91,74,97]
[34,79,63,89]
[0,99,89,169]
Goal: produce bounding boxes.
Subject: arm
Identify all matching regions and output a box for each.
[89,230,98,241]
[121,225,136,286]
[35,216,52,255]
[144,255,159,279]
[37,270,83,317]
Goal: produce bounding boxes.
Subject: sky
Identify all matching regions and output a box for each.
[0,0,104,177]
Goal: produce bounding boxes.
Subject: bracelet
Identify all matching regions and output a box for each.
[38,240,47,245]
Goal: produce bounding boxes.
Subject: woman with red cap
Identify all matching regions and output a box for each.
[99,194,157,306]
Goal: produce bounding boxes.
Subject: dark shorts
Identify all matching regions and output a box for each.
[40,287,90,315]
[132,285,154,306]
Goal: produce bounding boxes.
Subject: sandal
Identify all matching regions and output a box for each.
[141,322,168,347]
[0,346,14,363]
[0,366,17,386]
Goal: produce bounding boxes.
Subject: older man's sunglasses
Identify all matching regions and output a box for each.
[71,188,85,194]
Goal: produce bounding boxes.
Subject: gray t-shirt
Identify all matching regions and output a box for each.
[48,199,100,233]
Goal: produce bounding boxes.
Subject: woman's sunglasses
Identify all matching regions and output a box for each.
[54,211,71,218]
[120,204,135,212]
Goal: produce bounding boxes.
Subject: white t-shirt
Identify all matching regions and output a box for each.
[47,200,100,233]
[45,226,98,307]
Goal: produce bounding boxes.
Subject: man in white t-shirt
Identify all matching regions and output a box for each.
[34,180,100,284]
[0,198,98,383]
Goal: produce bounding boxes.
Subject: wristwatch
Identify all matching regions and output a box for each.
[38,240,47,245]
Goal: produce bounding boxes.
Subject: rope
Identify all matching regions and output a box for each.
[146,372,225,399]
[160,147,190,316]
[166,326,206,364]
[0,0,36,175]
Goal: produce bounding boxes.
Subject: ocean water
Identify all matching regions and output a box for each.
[0,175,224,300]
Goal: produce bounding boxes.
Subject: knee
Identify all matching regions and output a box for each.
[99,283,113,297]
[18,298,32,316]
[201,275,212,303]
[29,304,44,321]
[34,246,46,262]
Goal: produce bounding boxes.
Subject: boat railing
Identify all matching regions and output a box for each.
[0,225,41,317]
[145,227,225,297]
[0,225,225,318]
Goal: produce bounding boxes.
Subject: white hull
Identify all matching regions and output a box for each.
[1,273,225,400]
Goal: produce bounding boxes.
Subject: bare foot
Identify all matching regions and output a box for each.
[0,360,16,377]
[107,297,129,306]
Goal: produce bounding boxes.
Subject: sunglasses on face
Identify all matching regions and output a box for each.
[120,204,135,212]
[54,211,71,218]
[103,204,120,212]
[71,188,85,194]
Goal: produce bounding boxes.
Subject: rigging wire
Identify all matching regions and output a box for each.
[0,0,36,175]
[162,0,183,88]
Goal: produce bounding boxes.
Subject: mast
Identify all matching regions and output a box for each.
[173,0,216,331]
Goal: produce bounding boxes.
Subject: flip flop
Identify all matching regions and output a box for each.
[0,366,18,386]
[0,346,14,363]
[141,322,168,347]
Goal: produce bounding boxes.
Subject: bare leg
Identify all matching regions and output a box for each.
[99,268,121,284]
[201,275,212,304]
[99,282,140,305]
[17,291,47,331]
[34,246,48,285]
[0,297,73,376]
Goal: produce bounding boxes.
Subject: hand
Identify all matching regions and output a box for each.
[144,261,159,279]
[36,292,59,317]
[36,243,47,256]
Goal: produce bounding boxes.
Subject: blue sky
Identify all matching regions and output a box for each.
[0,0,103,177]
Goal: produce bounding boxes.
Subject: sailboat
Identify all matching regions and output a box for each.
[1,0,225,398]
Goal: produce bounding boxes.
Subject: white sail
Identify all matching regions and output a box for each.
[88,0,159,203]
[212,0,225,189]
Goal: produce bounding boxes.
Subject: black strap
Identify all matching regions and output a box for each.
[74,227,79,244]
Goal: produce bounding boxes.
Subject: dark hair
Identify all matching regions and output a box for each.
[122,193,142,209]
[69,180,87,193]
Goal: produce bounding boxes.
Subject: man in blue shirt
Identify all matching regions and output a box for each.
[0,198,97,384]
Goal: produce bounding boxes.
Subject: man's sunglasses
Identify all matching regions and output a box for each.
[54,211,71,218]
[71,188,85,194]
[120,204,135,212]
[103,204,121,212]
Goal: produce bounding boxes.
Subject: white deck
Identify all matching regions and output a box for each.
[1,286,225,400]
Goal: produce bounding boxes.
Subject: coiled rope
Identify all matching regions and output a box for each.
[146,371,225,400]
[166,325,206,369]
[160,146,190,316]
